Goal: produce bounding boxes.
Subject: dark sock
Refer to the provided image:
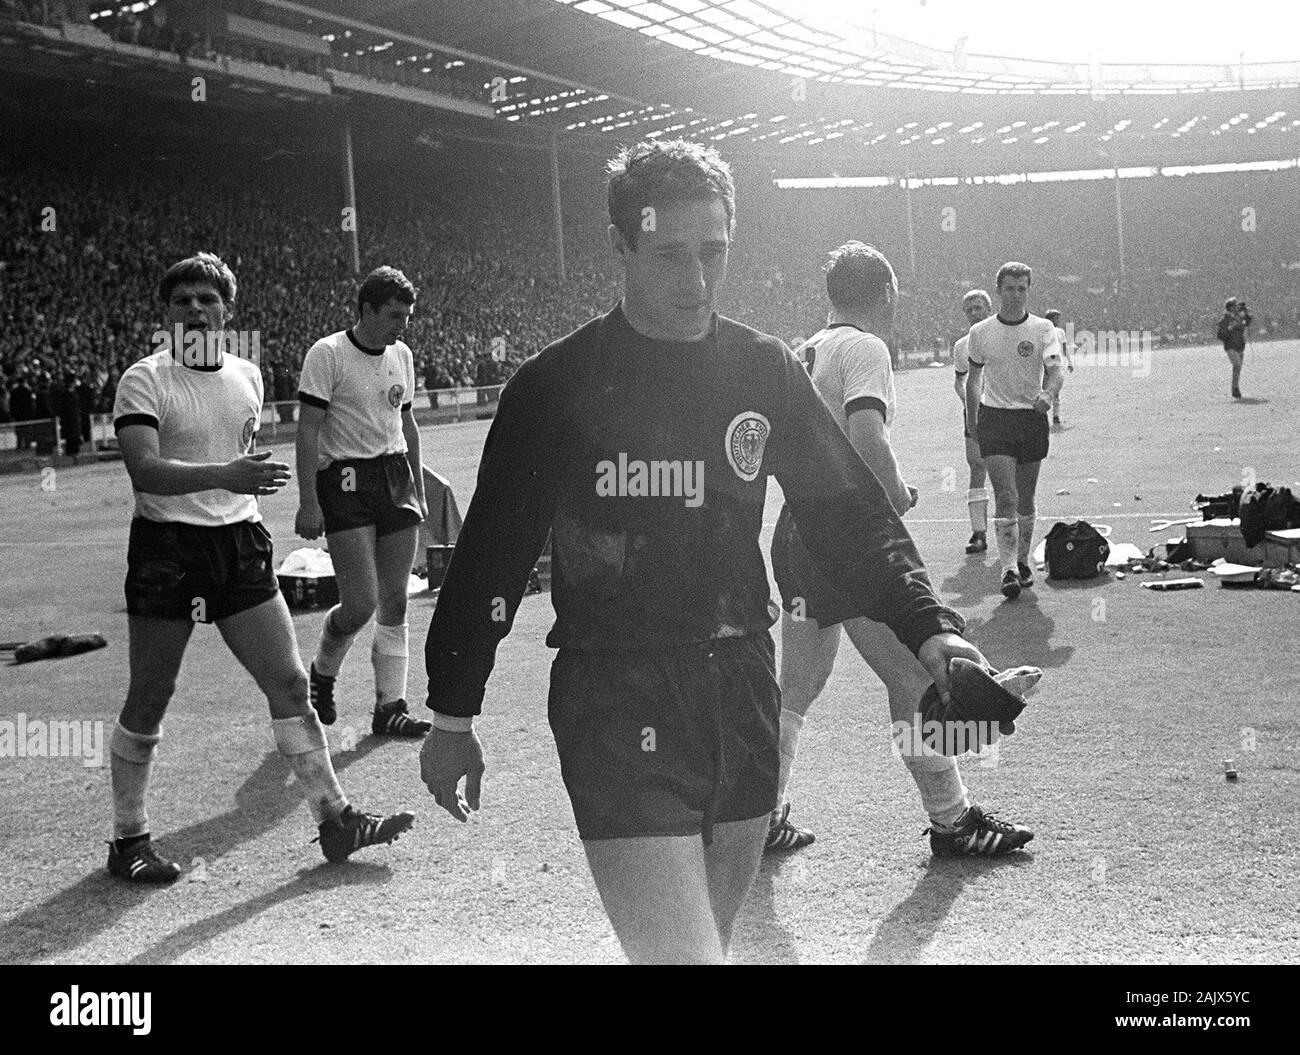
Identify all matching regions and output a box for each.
[114,833,149,854]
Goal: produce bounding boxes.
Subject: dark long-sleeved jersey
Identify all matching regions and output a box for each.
[425,304,963,718]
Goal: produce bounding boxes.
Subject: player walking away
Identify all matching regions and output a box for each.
[419,139,999,965]
[1216,297,1251,399]
[109,253,413,883]
[766,246,1033,857]
[296,267,430,739]
[953,289,992,554]
[965,263,1064,600]
[1043,309,1074,425]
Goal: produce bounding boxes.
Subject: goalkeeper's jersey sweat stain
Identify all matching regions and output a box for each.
[425,303,963,718]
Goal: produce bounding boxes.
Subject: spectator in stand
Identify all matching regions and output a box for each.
[0,375,10,424]
[49,370,81,457]
[272,360,296,423]
[10,369,35,449]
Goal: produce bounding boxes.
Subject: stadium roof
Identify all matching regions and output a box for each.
[11,1,1297,173]
[248,0,1299,168]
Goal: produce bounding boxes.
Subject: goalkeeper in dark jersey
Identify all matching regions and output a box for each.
[420,140,991,964]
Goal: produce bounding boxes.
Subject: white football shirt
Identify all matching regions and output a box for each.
[298,330,415,466]
[796,323,896,433]
[953,333,970,375]
[967,312,1061,409]
[113,349,262,526]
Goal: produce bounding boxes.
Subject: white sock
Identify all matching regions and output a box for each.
[273,713,347,825]
[371,621,409,708]
[901,752,969,828]
[314,606,359,679]
[967,488,988,533]
[992,517,1019,574]
[776,708,805,806]
[110,723,161,839]
[1017,513,1036,564]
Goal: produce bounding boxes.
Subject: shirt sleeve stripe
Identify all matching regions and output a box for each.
[845,395,887,421]
[114,413,159,433]
[298,390,329,410]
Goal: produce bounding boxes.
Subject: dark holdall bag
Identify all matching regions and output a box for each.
[1045,520,1110,579]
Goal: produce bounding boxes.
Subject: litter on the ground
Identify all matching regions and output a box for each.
[1210,562,1261,585]
[1141,577,1204,591]
[1105,542,1146,566]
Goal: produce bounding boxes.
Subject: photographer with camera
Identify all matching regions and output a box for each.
[1216,296,1252,399]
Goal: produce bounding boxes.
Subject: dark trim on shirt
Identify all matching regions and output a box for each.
[298,390,329,410]
[114,413,159,433]
[826,322,867,332]
[996,312,1030,326]
[346,329,386,356]
[845,395,887,422]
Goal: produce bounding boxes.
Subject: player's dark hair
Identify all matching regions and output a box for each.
[606,139,735,251]
[1225,297,1238,309]
[824,242,896,312]
[159,252,236,307]
[996,261,1033,289]
[1044,309,1061,323]
[358,266,417,316]
[963,289,992,309]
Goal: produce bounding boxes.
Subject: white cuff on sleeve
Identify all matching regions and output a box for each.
[431,712,475,733]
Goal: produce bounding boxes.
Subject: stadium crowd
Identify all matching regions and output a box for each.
[3,0,487,100]
[3,145,1298,444]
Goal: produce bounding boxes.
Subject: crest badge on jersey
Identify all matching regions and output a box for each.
[387,383,404,409]
[241,416,256,452]
[724,410,770,483]
[1017,340,1035,358]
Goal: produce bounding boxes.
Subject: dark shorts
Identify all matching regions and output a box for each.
[124,517,278,623]
[976,405,1050,464]
[316,453,422,537]
[547,634,780,843]
[771,504,856,629]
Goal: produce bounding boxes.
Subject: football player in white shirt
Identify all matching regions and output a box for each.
[965,262,1064,599]
[109,253,413,883]
[1043,309,1074,425]
[952,289,992,554]
[296,267,429,738]
[768,243,1033,857]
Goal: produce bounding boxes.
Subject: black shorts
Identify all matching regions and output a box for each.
[316,454,422,537]
[547,634,780,843]
[124,517,278,623]
[976,405,1050,464]
[771,504,856,629]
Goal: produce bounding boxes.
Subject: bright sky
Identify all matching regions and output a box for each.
[788,0,1300,65]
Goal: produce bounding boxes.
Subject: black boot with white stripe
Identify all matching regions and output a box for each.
[106,835,182,883]
[371,699,432,738]
[316,805,415,863]
[925,804,1034,857]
